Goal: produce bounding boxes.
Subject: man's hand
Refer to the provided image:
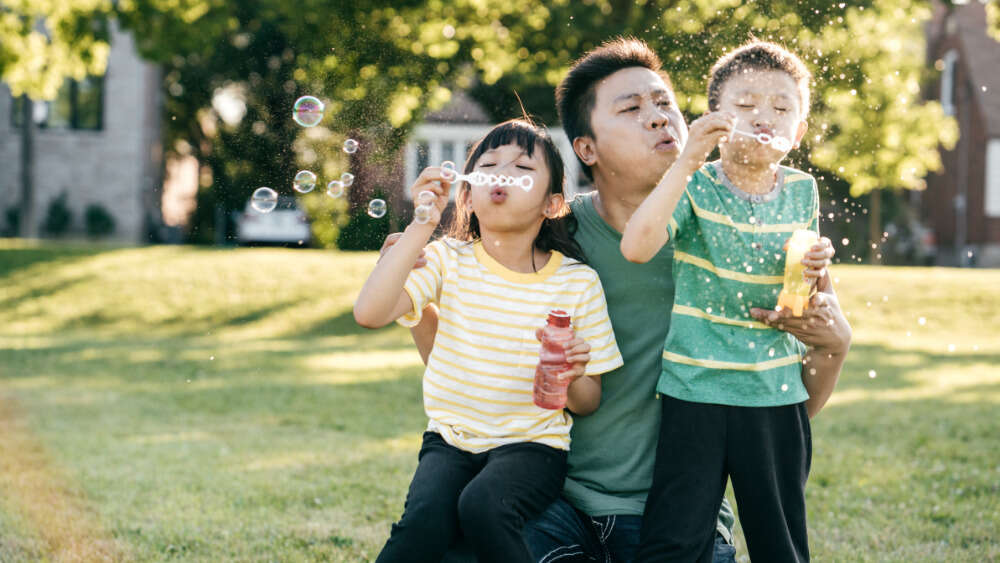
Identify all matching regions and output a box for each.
[379,232,427,267]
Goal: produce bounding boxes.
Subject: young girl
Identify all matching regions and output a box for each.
[354,119,623,563]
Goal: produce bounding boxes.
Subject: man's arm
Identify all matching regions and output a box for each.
[410,304,438,365]
[752,272,852,418]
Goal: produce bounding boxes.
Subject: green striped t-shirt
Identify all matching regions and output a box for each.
[658,160,819,407]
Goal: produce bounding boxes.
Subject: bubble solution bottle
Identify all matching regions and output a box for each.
[533,310,574,410]
[777,229,820,316]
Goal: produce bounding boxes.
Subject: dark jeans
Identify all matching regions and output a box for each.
[376,432,568,563]
[638,396,812,563]
[524,496,735,563]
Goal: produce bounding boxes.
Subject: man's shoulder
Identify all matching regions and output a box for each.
[568,191,596,215]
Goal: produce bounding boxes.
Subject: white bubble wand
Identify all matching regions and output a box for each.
[412,161,535,224]
[730,128,793,152]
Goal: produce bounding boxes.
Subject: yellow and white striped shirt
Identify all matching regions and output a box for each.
[398,239,623,453]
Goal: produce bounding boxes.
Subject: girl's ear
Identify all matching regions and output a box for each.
[544,193,565,218]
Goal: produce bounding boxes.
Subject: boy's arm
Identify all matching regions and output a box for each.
[620,112,735,263]
[353,222,436,328]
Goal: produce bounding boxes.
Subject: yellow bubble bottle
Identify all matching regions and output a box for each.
[776,229,819,316]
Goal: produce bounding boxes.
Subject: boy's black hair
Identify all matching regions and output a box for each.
[707,41,813,117]
[555,37,672,181]
[447,118,586,264]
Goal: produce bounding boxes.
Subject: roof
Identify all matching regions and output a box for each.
[423,90,491,124]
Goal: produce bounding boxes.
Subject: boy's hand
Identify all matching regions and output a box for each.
[679,112,736,166]
[784,236,834,285]
[378,233,427,267]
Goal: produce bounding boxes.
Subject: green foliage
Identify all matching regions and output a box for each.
[84,203,116,237]
[300,189,349,249]
[336,191,390,251]
[41,191,72,236]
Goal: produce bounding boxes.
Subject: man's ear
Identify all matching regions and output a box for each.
[572,135,597,167]
[794,120,808,148]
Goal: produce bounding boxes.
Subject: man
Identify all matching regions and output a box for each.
[385,38,851,562]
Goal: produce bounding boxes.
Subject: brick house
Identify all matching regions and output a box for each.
[0,23,163,243]
[923,1,1000,266]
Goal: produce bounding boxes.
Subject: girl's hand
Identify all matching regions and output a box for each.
[534,329,592,382]
[410,167,453,226]
[679,112,736,166]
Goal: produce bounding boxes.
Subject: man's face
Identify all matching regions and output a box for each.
[583,67,688,189]
[715,69,807,167]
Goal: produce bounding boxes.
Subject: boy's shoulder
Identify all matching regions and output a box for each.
[778,164,817,188]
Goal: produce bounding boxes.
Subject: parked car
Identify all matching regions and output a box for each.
[236,196,311,246]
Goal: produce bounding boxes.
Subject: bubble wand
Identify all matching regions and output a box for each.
[413,161,535,224]
[730,128,793,152]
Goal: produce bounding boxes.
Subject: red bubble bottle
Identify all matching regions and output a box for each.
[533,310,574,410]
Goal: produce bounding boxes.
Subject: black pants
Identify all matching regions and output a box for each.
[376,432,568,563]
[637,396,811,563]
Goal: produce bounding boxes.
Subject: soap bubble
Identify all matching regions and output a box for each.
[293,170,317,193]
[416,190,436,206]
[367,198,387,218]
[343,138,359,154]
[292,96,324,127]
[340,172,354,187]
[868,370,877,378]
[326,180,344,198]
[414,205,432,224]
[251,187,278,213]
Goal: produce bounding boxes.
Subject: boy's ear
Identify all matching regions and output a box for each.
[794,120,808,148]
[572,135,597,167]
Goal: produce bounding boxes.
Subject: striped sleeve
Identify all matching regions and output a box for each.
[667,182,696,241]
[396,240,447,328]
[572,271,623,376]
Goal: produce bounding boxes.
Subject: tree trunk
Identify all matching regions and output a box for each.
[869,188,881,264]
[18,95,36,238]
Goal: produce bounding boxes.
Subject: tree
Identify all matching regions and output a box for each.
[1,0,111,237]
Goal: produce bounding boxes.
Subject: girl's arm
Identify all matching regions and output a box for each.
[353,221,436,328]
[620,112,735,263]
[562,336,600,415]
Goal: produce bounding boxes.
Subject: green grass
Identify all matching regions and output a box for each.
[1,239,998,562]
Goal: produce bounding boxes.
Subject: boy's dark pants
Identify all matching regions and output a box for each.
[375,431,567,563]
[637,396,811,563]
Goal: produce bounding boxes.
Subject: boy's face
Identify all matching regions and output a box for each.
[576,67,688,190]
[716,69,808,167]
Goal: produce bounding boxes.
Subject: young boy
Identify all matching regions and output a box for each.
[621,42,821,562]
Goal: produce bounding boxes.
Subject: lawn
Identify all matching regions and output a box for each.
[1,239,998,562]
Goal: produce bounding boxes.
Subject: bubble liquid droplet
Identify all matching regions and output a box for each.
[413,204,433,224]
[868,370,877,378]
[340,172,355,187]
[293,170,317,193]
[326,180,344,198]
[343,138,359,154]
[367,198,387,218]
[292,96,324,128]
[251,187,278,213]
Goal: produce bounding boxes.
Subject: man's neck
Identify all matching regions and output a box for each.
[720,159,779,195]
[590,174,656,234]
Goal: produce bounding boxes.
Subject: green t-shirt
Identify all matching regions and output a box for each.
[566,192,734,541]
[658,161,819,407]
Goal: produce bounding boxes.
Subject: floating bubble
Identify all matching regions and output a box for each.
[367,198,387,218]
[293,170,317,193]
[947,344,956,353]
[868,370,877,378]
[781,384,789,392]
[251,187,278,213]
[441,160,458,181]
[292,96,324,127]
[343,138,359,154]
[841,238,850,246]
[416,190,436,206]
[340,172,355,187]
[918,317,927,326]
[326,180,344,198]
[414,205,433,224]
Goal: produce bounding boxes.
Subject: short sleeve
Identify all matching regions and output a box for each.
[666,179,697,241]
[571,271,623,376]
[396,240,447,327]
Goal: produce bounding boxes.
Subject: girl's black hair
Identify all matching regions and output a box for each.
[446,118,586,264]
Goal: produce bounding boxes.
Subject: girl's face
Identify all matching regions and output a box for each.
[462,142,562,234]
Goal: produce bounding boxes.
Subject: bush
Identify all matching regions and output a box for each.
[85,204,116,237]
[336,192,391,251]
[43,191,73,236]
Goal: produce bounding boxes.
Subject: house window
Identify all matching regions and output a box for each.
[986,139,1000,218]
[940,49,958,117]
[11,75,104,130]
